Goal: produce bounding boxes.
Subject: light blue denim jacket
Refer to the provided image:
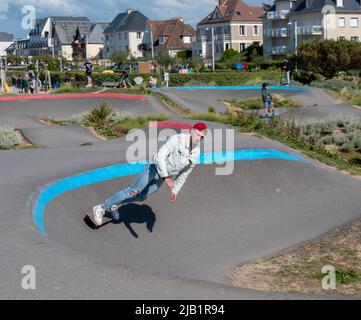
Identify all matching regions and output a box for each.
[153,133,200,194]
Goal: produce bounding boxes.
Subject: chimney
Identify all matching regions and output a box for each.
[172,17,184,22]
[127,8,135,14]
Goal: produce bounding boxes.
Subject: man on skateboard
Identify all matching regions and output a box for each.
[87,123,208,226]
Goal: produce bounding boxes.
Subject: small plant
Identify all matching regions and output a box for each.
[336,268,359,285]
[208,106,216,113]
[85,103,113,126]
[0,126,21,150]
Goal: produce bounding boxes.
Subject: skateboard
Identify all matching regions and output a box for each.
[84,211,114,229]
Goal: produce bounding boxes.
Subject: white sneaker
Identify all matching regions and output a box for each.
[89,205,105,226]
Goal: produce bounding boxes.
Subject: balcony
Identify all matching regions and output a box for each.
[298,25,323,36]
[266,46,289,55]
[200,34,231,42]
[264,28,289,38]
[267,10,289,20]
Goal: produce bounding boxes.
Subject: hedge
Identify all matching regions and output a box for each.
[6,70,282,87]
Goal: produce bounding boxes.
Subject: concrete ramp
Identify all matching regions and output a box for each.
[40,147,361,286]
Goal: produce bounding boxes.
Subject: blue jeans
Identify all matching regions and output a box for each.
[102,163,163,218]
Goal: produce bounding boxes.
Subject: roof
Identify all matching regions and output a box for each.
[147,18,196,50]
[88,23,109,43]
[290,0,361,13]
[29,17,90,36]
[54,22,108,45]
[0,32,14,42]
[104,10,149,33]
[198,0,264,25]
[50,16,90,22]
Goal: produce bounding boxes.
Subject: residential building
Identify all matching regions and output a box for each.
[0,32,14,56]
[27,17,90,57]
[263,0,361,59]
[104,9,149,59]
[142,17,196,58]
[5,37,29,56]
[52,20,109,60]
[193,0,264,65]
[8,17,108,60]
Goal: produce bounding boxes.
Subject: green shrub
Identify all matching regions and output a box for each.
[85,103,113,126]
[311,79,358,91]
[340,142,355,152]
[0,127,21,149]
[208,106,216,113]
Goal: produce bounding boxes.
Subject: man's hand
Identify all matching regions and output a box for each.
[164,177,174,190]
[171,192,177,203]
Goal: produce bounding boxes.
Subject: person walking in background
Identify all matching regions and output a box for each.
[22,75,29,94]
[16,76,23,94]
[11,75,17,94]
[282,58,291,86]
[84,60,93,87]
[121,68,133,89]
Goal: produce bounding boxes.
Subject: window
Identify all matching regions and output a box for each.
[119,33,122,40]
[351,36,359,41]
[239,25,245,36]
[339,17,345,27]
[159,36,165,44]
[253,25,259,36]
[240,43,246,51]
[183,36,191,43]
[137,32,142,39]
[339,36,345,40]
[225,43,230,50]
[336,0,343,7]
[350,17,359,27]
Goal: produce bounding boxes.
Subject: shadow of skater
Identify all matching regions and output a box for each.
[113,204,156,238]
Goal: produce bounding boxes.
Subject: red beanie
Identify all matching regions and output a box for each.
[193,122,208,132]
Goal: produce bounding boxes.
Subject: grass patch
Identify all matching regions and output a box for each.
[154,92,190,114]
[50,86,102,94]
[232,219,361,296]
[186,110,361,175]
[54,103,171,139]
[103,87,153,96]
[226,94,303,111]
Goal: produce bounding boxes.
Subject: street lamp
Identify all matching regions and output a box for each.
[288,20,298,55]
[205,27,215,70]
[145,30,154,60]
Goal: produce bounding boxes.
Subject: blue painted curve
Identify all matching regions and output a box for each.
[33,149,304,236]
[175,85,309,92]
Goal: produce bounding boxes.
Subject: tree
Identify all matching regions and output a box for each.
[244,43,263,61]
[296,39,361,79]
[220,49,239,62]
[155,49,175,69]
[110,50,129,65]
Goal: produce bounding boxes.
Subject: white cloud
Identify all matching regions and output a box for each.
[1,0,268,37]
[0,0,88,20]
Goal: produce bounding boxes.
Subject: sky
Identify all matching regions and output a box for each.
[0,0,273,40]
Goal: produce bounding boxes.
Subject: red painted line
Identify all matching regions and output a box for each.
[149,121,193,130]
[0,93,145,102]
